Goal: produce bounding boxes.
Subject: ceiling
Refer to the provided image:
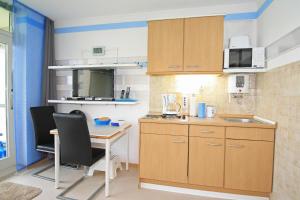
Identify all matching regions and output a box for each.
[20,0,260,21]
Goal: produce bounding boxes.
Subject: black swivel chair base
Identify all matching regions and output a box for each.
[56,175,105,200]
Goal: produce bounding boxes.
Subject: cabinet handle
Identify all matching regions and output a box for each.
[228,144,245,149]
[207,143,223,147]
[199,130,214,134]
[168,65,180,69]
[172,140,185,143]
[186,65,200,68]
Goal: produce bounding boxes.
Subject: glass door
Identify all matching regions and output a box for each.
[0,30,15,177]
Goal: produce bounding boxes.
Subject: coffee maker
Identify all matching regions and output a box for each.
[162,94,181,115]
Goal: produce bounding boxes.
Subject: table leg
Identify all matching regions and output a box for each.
[126,130,129,171]
[105,139,110,197]
[55,134,60,189]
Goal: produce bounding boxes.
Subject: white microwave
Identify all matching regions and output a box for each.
[224,47,265,69]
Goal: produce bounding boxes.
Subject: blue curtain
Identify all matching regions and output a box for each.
[13,1,45,170]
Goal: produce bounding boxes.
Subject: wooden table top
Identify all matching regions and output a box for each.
[50,122,132,139]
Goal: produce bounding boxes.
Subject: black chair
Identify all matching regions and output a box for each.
[30,106,56,181]
[53,113,105,200]
[69,110,87,121]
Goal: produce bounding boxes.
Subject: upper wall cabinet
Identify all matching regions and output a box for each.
[184,16,224,73]
[147,19,184,73]
[147,16,224,75]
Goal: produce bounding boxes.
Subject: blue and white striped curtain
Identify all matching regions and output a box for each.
[13,1,45,170]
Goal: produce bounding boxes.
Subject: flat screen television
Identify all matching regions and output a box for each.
[72,69,114,98]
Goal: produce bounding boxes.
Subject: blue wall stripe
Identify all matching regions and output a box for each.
[54,0,272,33]
[224,12,257,20]
[225,0,273,21]
[257,0,273,17]
[55,21,147,34]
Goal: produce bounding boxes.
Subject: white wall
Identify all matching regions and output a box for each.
[224,20,257,48]
[258,0,300,47]
[55,28,147,61]
[258,0,300,69]
[54,3,258,164]
[55,2,257,28]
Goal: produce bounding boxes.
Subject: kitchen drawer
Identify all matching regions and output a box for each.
[226,127,275,141]
[190,125,225,138]
[141,123,188,136]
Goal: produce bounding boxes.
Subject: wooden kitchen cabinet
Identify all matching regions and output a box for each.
[140,123,188,183]
[189,137,225,187]
[147,16,224,75]
[147,19,184,73]
[184,16,224,72]
[139,119,276,197]
[225,139,274,192]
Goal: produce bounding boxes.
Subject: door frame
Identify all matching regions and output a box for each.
[0,29,16,179]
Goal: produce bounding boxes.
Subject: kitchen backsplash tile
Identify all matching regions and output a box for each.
[149,74,256,114]
[256,61,300,200]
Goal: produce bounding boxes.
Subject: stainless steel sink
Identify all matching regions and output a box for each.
[223,118,262,124]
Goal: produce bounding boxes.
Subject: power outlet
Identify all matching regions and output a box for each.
[182,95,189,114]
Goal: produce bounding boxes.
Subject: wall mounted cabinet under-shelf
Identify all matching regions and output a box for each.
[48,100,138,105]
[48,63,142,70]
[223,68,267,73]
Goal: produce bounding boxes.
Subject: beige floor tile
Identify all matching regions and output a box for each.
[2,160,225,200]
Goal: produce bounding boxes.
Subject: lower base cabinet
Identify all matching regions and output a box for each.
[139,122,275,196]
[225,139,274,192]
[140,133,188,183]
[189,137,224,187]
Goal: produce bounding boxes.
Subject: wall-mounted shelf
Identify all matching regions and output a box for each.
[48,99,138,105]
[223,68,267,73]
[48,63,142,70]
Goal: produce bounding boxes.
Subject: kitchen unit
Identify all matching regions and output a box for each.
[147,16,224,75]
[139,115,276,197]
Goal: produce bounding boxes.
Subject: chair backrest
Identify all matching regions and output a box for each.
[69,110,87,121]
[53,113,93,166]
[30,106,56,147]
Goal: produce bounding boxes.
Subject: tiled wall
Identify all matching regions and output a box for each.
[149,74,257,114]
[149,64,300,199]
[256,61,300,200]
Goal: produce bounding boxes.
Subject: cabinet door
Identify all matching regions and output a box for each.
[184,16,224,72]
[225,139,274,192]
[189,137,224,187]
[140,133,188,183]
[148,19,184,73]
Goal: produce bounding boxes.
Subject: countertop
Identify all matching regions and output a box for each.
[139,114,277,129]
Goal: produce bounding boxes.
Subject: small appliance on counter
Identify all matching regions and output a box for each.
[162,94,181,116]
[206,105,216,118]
[198,102,206,118]
[189,94,198,117]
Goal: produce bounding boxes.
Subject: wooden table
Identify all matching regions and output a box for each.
[50,122,132,197]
